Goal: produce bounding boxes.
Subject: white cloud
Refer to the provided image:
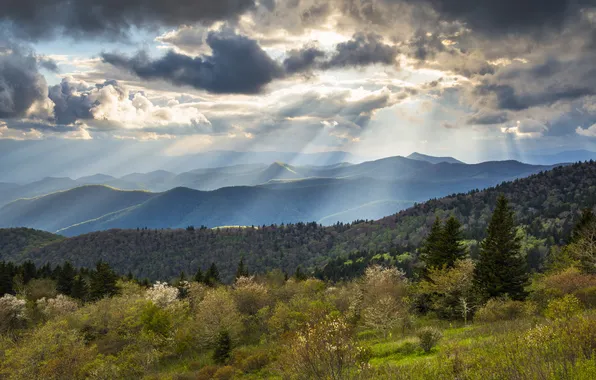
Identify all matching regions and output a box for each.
[576,124,596,137]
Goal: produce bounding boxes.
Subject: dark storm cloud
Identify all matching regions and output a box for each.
[48,79,95,125]
[0,49,49,118]
[466,111,509,125]
[37,57,60,73]
[399,0,595,35]
[473,56,596,111]
[102,31,284,94]
[325,32,398,68]
[0,0,257,40]
[283,46,326,74]
[283,32,398,75]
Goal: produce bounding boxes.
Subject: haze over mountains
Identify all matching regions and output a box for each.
[0,153,559,235]
[2,161,593,281]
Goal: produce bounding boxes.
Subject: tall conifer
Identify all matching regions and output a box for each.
[474,195,528,300]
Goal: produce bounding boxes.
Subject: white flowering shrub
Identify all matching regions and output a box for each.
[0,294,28,333]
[146,281,179,308]
[233,276,270,315]
[279,315,371,380]
[36,294,79,319]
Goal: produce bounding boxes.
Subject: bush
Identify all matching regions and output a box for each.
[194,288,243,349]
[238,351,271,373]
[417,327,443,353]
[474,298,532,323]
[573,286,596,307]
[279,315,371,380]
[36,295,78,319]
[145,281,178,307]
[0,294,27,334]
[544,294,583,320]
[195,365,218,380]
[212,365,237,380]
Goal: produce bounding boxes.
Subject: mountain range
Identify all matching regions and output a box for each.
[1,161,593,281]
[0,154,557,235]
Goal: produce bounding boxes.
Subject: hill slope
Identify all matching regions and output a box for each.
[5,157,553,236]
[1,161,594,281]
[407,152,464,164]
[0,186,154,232]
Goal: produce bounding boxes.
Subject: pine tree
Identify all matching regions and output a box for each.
[194,267,204,283]
[88,261,119,300]
[71,274,88,301]
[204,263,220,287]
[441,216,467,267]
[421,216,445,270]
[0,262,14,295]
[235,258,249,279]
[56,261,75,296]
[213,330,232,364]
[474,195,528,300]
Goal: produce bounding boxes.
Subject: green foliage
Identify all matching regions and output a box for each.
[235,258,249,279]
[213,330,232,364]
[474,195,528,300]
[140,302,172,337]
[416,326,443,353]
[474,297,534,323]
[421,216,444,269]
[421,215,467,271]
[544,294,583,320]
[418,259,475,321]
[88,261,119,300]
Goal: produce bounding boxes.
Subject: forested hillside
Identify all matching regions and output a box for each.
[1,161,594,282]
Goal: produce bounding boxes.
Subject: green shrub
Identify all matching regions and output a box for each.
[544,294,583,320]
[474,298,532,323]
[212,365,237,380]
[195,365,218,380]
[417,327,443,353]
[239,352,271,373]
[573,286,596,307]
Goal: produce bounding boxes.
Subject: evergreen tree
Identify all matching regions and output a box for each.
[88,261,119,300]
[71,274,88,301]
[235,258,249,279]
[204,263,220,287]
[194,267,204,283]
[0,262,14,295]
[20,260,37,284]
[212,330,232,364]
[56,261,75,296]
[441,216,467,267]
[474,195,528,300]
[421,216,445,270]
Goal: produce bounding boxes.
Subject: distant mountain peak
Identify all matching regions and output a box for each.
[407,152,464,165]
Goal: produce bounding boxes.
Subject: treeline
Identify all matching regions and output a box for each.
[0,260,125,302]
[1,161,596,281]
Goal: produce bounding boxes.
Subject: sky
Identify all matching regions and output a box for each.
[1,0,596,164]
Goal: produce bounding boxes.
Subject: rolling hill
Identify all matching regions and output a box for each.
[0,156,554,235]
[1,161,594,282]
[0,186,154,232]
[407,152,464,164]
[0,154,555,208]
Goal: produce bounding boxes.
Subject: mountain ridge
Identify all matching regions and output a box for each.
[1,161,593,281]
